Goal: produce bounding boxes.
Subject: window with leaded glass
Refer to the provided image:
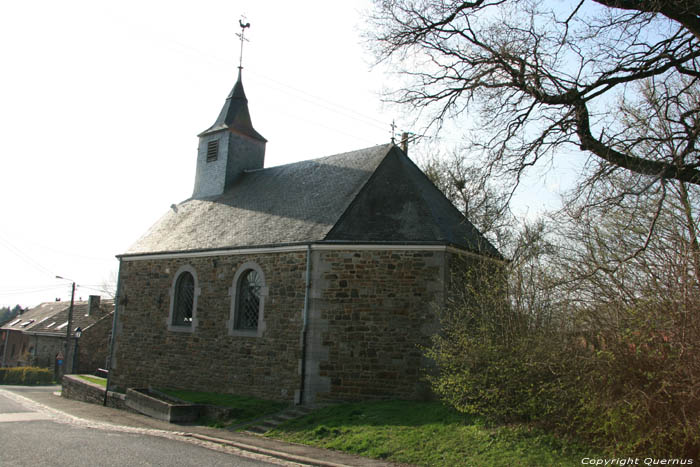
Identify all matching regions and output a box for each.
[228,262,266,337]
[235,270,262,330]
[172,271,194,326]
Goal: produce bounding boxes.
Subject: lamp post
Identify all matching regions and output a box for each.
[72,327,82,374]
[56,276,76,379]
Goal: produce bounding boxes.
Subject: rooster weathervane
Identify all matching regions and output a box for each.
[236,17,251,70]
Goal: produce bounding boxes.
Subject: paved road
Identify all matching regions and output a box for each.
[0,386,282,467]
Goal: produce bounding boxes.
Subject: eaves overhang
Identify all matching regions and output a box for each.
[116,240,493,262]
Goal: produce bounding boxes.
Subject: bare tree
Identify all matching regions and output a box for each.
[368,0,700,194]
[556,77,700,287]
[98,269,118,299]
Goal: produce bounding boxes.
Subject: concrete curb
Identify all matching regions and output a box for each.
[183,433,352,467]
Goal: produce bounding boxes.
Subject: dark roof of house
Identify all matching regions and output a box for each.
[0,299,114,337]
[123,144,501,258]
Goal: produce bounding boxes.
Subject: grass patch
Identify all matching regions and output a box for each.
[158,389,287,427]
[266,400,597,466]
[77,375,107,387]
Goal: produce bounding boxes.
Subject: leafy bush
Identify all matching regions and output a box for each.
[0,366,53,385]
[426,323,585,426]
[429,253,700,457]
[573,304,700,457]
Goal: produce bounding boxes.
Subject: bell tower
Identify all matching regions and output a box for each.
[192,20,266,199]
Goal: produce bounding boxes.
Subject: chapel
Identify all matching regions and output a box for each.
[109,67,500,403]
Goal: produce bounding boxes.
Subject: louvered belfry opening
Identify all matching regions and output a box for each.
[173,272,195,325]
[206,139,219,162]
[236,270,261,330]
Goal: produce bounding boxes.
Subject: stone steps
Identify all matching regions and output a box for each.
[242,405,316,435]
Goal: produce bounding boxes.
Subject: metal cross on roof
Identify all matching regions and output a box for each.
[236,17,251,70]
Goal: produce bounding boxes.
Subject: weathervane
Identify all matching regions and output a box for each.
[390,120,396,144]
[236,17,251,70]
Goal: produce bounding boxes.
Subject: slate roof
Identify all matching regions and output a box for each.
[198,70,266,141]
[326,147,501,257]
[125,144,392,255]
[0,300,114,337]
[123,144,501,258]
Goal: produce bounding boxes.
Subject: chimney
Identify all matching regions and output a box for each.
[87,295,101,316]
[400,132,409,154]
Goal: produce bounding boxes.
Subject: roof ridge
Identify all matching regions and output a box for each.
[252,143,394,172]
[123,143,403,256]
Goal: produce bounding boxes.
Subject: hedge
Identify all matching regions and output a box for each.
[0,366,53,385]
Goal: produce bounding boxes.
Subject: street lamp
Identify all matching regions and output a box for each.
[72,327,82,374]
[56,276,76,379]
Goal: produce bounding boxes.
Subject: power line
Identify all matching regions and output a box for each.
[0,285,66,297]
[0,232,55,279]
[0,284,64,293]
[77,284,111,295]
[101,9,393,137]
[0,231,114,263]
[248,70,390,131]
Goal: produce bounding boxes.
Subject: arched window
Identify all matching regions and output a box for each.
[168,265,200,332]
[229,262,267,337]
[173,271,194,326]
[235,270,262,330]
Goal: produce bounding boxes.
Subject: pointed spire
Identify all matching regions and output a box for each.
[198,69,266,141]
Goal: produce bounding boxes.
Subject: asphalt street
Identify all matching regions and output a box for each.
[0,386,280,467]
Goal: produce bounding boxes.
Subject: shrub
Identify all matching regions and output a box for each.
[426,327,585,426]
[0,366,53,385]
[428,276,700,458]
[429,253,700,457]
[573,303,700,457]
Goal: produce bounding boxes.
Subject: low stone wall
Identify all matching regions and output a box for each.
[125,388,201,422]
[61,374,131,411]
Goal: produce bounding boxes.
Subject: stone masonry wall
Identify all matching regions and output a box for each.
[111,251,307,402]
[76,314,113,374]
[62,374,133,411]
[305,249,446,402]
[111,248,490,404]
[28,335,65,370]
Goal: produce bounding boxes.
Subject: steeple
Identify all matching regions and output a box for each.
[198,69,266,142]
[192,21,266,199]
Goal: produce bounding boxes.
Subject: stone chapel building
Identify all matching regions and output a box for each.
[109,70,501,404]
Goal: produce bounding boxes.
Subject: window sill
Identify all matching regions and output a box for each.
[167,324,195,333]
[229,329,261,338]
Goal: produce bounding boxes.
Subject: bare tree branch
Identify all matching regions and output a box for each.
[367,0,700,192]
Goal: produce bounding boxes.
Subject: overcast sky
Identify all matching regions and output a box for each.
[0,0,567,308]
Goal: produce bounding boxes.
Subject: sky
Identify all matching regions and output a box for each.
[0,0,570,308]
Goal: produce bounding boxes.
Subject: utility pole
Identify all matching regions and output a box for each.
[57,276,76,378]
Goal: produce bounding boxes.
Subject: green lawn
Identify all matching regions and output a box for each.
[266,400,596,466]
[77,375,107,387]
[158,389,288,427]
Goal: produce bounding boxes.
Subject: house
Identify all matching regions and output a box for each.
[0,296,114,375]
[109,70,501,404]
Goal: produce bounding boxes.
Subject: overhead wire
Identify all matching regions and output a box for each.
[0,232,56,279]
[0,285,66,296]
[98,6,396,141]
